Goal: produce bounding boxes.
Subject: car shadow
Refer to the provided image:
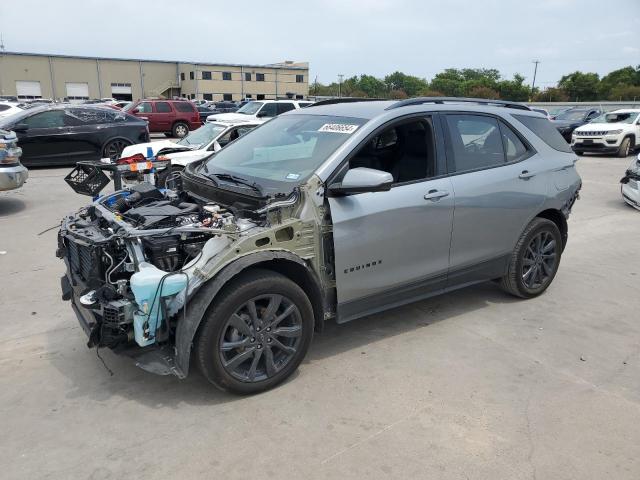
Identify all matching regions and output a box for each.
[47,281,519,408]
[0,197,26,217]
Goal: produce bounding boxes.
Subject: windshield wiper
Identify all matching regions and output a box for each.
[209,173,265,196]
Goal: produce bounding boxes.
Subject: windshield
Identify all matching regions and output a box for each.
[201,114,368,194]
[177,123,226,148]
[236,102,263,115]
[556,110,589,121]
[590,112,639,124]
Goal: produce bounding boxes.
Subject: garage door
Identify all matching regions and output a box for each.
[111,83,132,101]
[16,81,42,99]
[66,82,90,102]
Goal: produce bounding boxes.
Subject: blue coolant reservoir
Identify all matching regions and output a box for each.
[130,262,188,347]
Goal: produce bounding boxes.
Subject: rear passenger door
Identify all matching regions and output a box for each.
[443,113,546,285]
[153,101,174,131]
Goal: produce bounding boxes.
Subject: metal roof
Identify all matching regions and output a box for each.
[1,51,309,70]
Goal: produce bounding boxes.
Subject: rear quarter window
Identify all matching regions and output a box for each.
[513,114,573,153]
[174,102,195,113]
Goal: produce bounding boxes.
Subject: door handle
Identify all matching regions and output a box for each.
[519,170,536,179]
[424,189,449,201]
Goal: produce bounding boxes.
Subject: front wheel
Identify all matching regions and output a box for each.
[172,122,189,138]
[500,218,562,298]
[617,137,631,157]
[195,269,314,394]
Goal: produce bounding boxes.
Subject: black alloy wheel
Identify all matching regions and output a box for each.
[102,139,130,160]
[219,294,303,382]
[521,230,558,290]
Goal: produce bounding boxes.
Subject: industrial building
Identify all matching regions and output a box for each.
[0,51,309,102]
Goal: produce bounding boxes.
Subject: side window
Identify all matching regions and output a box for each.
[259,103,278,117]
[348,118,436,184]
[174,102,195,112]
[23,110,66,128]
[155,102,172,113]
[277,103,295,114]
[499,121,529,162]
[444,114,504,173]
[236,126,254,137]
[66,108,116,125]
[513,114,573,153]
[136,102,153,113]
[217,130,233,147]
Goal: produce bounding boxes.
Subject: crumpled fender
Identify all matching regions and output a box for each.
[174,250,313,377]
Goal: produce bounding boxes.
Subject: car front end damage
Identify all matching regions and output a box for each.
[621,156,640,210]
[57,177,333,377]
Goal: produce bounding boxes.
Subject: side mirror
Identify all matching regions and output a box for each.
[256,110,271,118]
[132,108,140,114]
[13,123,29,133]
[212,141,222,152]
[328,167,394,196]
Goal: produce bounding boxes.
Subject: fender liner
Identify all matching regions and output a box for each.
[174,250,319,377]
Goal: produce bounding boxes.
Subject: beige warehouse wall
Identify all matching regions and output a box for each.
[0,54,308,102]
[0,54,53,97]
[50,57,100,99]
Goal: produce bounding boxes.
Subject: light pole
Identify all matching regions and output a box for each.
[531,60,540,96]
[338,74,343,98]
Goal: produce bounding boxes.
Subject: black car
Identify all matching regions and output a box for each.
[552,107,601,142]
[211,101,239,113]
[196,105,216,123]
[0,104,149,167]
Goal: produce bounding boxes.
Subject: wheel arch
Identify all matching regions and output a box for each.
[535,208,567,250]
[174,250,325,377]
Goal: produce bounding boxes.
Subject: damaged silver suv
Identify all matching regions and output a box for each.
[58,98,581,394]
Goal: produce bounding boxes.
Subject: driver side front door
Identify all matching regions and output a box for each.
[328,114,455,323]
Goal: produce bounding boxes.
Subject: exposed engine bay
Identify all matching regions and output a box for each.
[57,179,329,375]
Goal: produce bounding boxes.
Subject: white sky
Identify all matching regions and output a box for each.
[0,0,638,87]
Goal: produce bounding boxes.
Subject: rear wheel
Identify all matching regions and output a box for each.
[102,139,131,160]
[172,122,189,138]
[500,218,562,298]
[575,151,584,156]
[196,269,314,394]
[617,137,631,157]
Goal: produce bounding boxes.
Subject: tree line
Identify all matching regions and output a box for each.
[310,66,640,102]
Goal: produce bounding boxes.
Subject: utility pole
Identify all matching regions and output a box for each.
[531,60,540,96]
[338,74,343,98]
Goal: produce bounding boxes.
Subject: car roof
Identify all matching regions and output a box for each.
[288,99,541,121]
[610,109,640,114]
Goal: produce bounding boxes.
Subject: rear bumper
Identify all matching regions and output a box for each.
[0,163,28,191]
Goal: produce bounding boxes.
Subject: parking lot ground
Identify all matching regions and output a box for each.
[1,155,639,480]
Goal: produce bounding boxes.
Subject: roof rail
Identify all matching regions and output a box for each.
[310,97,385,107]
[385,97,531,111]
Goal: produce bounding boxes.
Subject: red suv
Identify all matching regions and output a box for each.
[125,100,200,138]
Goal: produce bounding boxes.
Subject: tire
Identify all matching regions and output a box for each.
[172,122,189,138]
[195,269,314,394]
[156,165,184,188]
[500,218,562,299]
[617,137,631,157]
[575,151,584,156]
[102,139,131,161]
[164,133,173,138]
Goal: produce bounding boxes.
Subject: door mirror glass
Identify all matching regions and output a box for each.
[328,167,393,196]
[13,123,29,132]
[212,140,222,152]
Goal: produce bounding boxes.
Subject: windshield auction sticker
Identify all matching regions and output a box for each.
[318,123,359,134]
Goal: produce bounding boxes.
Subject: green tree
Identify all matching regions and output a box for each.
[532,87,569,102]
[384,71,428,97]
[430,69,466,96]
[467,85,500,99]
[608,84,640,101]
[599,66,640,98]
[496,73,531,101]
[558,71,600,101]
[358,74,387,98]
